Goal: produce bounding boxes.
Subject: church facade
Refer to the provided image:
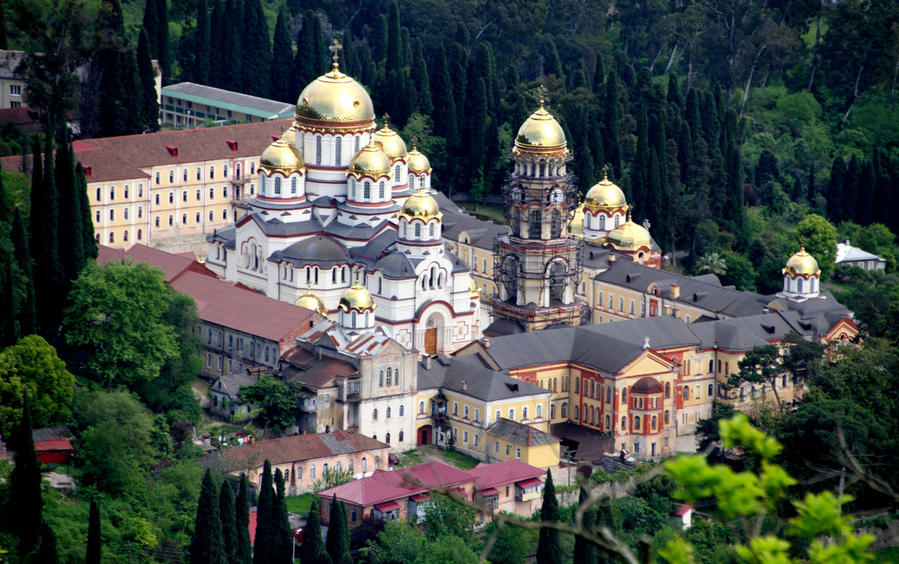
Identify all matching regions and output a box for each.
[205,50,479,355]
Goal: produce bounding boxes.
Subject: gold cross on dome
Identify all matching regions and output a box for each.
[602,164,610,179]
[329,38,343,65]
[382,113,391,128]
[537,84,548,107]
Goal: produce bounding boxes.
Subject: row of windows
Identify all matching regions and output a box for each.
[96,206,145,222]
[153,186,229,205]
[493,440,521,459]
[378,367,400,387]
[205,329,275,362]
[99,229,143,244]
[153,209,231,228]
[154,163,253,185]
[371,404,405,419]
[95,184,145,203]
[370,431,402,444]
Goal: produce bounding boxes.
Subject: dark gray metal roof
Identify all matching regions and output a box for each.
[273,235,350,266]
[373,252,416,278]
[486,418,559,446]
[418,355,550,401]
[209,226,237,249]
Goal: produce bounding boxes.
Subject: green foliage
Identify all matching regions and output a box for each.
[797,213,837,280]
[0,334,74,438]
[253,460,275,564]
[219,480,237,563]
[237,374,303,435]
[189,469,226,564]
[274,469,292,563]
[86,499,100,564]
[422,493,477,541]
[297,496,331,564]
[367,521,479,564]
[325,496,352,564]
[235,474,252,564]
[313,467,355,493]
[485,516,536,564]
[536,471,561,564]
[4,404,42,554]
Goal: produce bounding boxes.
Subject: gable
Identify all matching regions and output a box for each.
[619,350,675,378]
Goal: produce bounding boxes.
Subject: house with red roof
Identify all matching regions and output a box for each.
[468,459,547,519]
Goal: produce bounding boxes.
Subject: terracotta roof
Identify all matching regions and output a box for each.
[34,440,74,452]
[204,431,388,472]
[281,347,356,389]
[170,271,320,342]
[0,147,150,184]
[317,461,474,507]
[469,460,545,490]
[97,244,216,283]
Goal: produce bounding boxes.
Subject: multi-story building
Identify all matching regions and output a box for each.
[0,51,26,109]
[160,82,295,128]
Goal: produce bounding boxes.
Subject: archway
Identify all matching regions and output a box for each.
[417,425,433,446]
[424,318,438,355]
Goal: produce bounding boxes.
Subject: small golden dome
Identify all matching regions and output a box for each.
[348,141,390,178]
[514,101,566,152]
[784,247,820,277]
[281,123,298,147]
[606,214,651,251]
[469,277,481,297]
[584,170,627,211]
[339,281,376,312]
[373,124,408,162]
[406,147,432,174]
[568,202,585,239]
[295,62,375,124]
[295,291,328,316]
[259,137,304,174]
[400,189,442,221]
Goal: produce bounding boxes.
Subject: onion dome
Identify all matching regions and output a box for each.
[347,141,391,179]
[259,138,304,174]
[469,277,481,298]
[514,100,567,153]
[281,123,298,147]
[295,290,328,316]
[406,147,432,174]
[783,247,820,276]
[606,213,651,251]
[584,170,627,211]
[399,189,442,221]
[295,59,375,124]
[373,123,408,162]
[339,281,376,312]
[568,202,585,239]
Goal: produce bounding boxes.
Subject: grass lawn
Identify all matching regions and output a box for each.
[459,203,507,225]
[285,493,316,516]
[396,449,424,468]
[438,449,480,470]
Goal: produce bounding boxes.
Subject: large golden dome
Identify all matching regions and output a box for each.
[295,291,328,315]
[568,202,585,239]
[347,141,390,178]
[606,215,651,251]
[373,124,408,162]
[784,247,820,276]
[400,189,442,221]
[339,281,376,312]
[259,138,304,174]
[295,62,375,124]
[584,171,627,211]
[406,147,432,174]
[514,101,566,152]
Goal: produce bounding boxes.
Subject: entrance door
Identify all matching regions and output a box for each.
[424,327,437,354]
[417,425,432,446]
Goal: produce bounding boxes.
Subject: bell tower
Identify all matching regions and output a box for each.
[489,97,586,333]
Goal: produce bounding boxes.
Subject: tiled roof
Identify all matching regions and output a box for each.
[317,461,474,507]
[1,147,150,184]
[469,460,545,491]
[486,418,559,447]
[212,372,260,399]
[281,347,356,389]
[419,355,551,401]
[202,431,387,471]
[98,244,216,283]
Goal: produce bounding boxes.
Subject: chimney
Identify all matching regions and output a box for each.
[423,356,431,370]
[609,254,617,263]
[462,380,468,392]
[83,166,92,177]
[271,135,280,142]
[165,145,178,157]
[643,336,650,350]
[670,283,680,299]
[226,139,238,151]
[483,338,491,348]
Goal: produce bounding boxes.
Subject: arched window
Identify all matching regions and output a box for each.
[536,404,542,418]
[373,408,378,420]
[599,214,605,230]
[665,382,670,398]
[386,433,391,444]
[137,229,142,240]
[574,405,579,420]
[652,415,657,429]
[621,388,627,404]
[415,223,421,238]
[528,208,541,239]
[399,405,404,416]
[386,367,392,386]
[550,209,562,238]
[394,164,400,182]
[522,406,528,419]
[351,310,357,328]
[605,415,611,429]
[561,403,568,418]
[274,177,281,194]
[399,430,404,442]
[386,407,391,418]
[683,386,689,400]
[429,223,435,238]
[379,370,384,387]
[315,136,322,164]
[621,416,626,430]
[798,278,804,293]
[379,181,385,199]
[354,136,360,153]
[510,207,521,237]
[291,177,298,194]
[335,138,341,165]
[363,181,371,199]
[664,410,670,424]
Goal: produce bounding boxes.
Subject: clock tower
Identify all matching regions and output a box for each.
[489,98,586,334]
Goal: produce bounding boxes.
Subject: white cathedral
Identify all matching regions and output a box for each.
[206,51,480,355]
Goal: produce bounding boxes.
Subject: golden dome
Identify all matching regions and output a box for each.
[281,123,298,147]
[295,62,375,124]
[259,138,304,174]
[584,170,627,211]
[406,147,431,174]
[295,291,328,316]
[568,202,585,239]
[606,215,651,251]
[400,189,442,221]
[514,101,567,152]
[348,141,390,178]
[373,124,408,162]
[469,277,481,297]
[784,247,820,277]
[339,281,376,312]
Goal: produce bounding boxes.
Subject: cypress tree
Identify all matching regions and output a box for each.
[99,0,125,43]
[573,487,598,564]
[12,209,35,336]
[86,499,101,564]
[253,460,275,564]
[0,170,7,224]
[385,1,403,74]
[242,0,270,98]
[36,521,59,564]
[209,0,225,88]
[142,0,160,59]
[724,145,744,230]
[843,156,860,222]
[30,134,63,330]
[270,6,293,103]
[410,38,432,115]
[431,46,458,148]
[0,255,16,347]
[120,48,143,134]
[536,471,561,564]
[195,0,211,85]
[340,29,355,76]
[293,12,318,95]
[8,404,43,555]
[274,469,292,564]
[75,163,97,261]
[311,12,325,75]
[137,28,160,132]
[604,71,622,176]
[468,78,488,173]
[225,0,244,92]
[220,480,238,563]
[55,133,84,284]
[826,156,846,222]
[370,14,388,63]
[326,495,351,564]
[298,497,331,564]
[542,36,565,81]
[856,159,876,225]
[807,165,817,204]
[189,469,226,564]
[235,474,252,564]
[156,0,170,81]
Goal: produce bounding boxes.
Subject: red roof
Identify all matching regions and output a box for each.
[479,487,499,496]
[207,431,388,472]
[516,478,542,488]
[411,493,430,502]
[98,244,216,283]
[673,503,694,516]
[469,460,545,490]
[374,501,400,512]
[34,440,74,452]
[317,461,475,508]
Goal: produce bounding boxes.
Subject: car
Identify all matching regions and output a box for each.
[388,453,400,467]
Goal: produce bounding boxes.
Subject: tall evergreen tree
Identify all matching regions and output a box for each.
[856,159,876,225]
[225,0,244,92]
[195,0,211,85]
[385,1,403,74]
[11,208,36,336]
[274,469,292,564]
[36,521,59,564]
[7,404,43,554]
[604,71,622,176]
[30,134,63,330]
[340,29,356,77]
[410,38,432,115]
[189,469,226,564]
[826,156,846,222]
[573,487,598,564]
[241,0,271,97]
[55,132,84,284]
[86,499,101,564]
[235,474,252,564]
[253,460,275,564]
[99,0,125,43]
[430,46,458,149]
[536,471,561,564]
[0,254,16,347]
[155,0,170,81]
[311,12,325,75]
[468,78,488,173]
[75,163,97,261]
[142,0,160,58]
[0,0,7,49]
[220,480,238,563]
[137,28,160,132]
[325,495,352,564]
[298,497,331,564]
[270,7,294,103]
[209,0,226,88]
[293,12,318,95]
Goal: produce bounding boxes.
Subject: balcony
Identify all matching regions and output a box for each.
[346,392,361,403]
